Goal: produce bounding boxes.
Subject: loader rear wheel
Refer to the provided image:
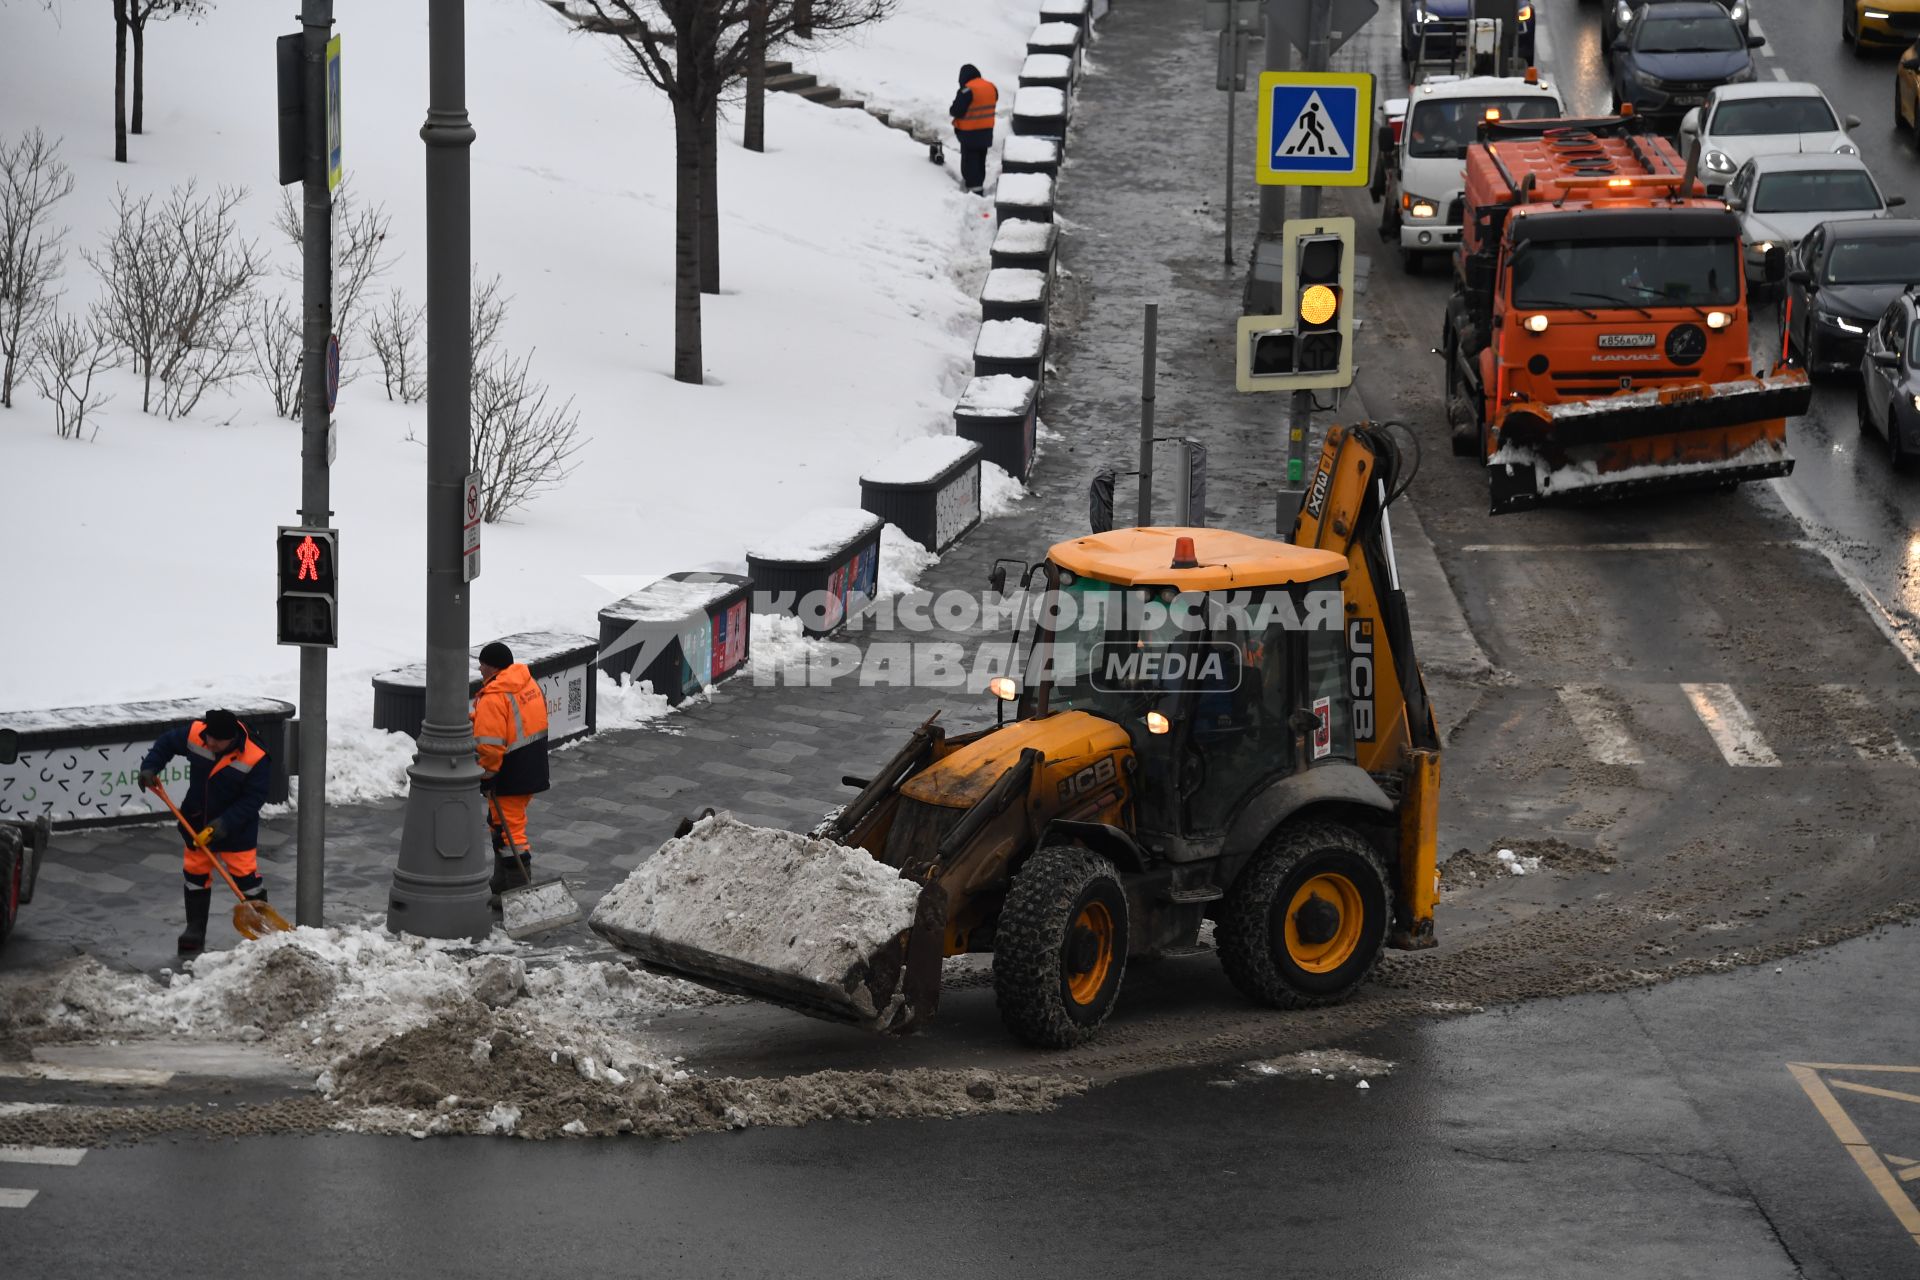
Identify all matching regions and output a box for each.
[1218,822,1390,1008]
[993,845,1128,1049]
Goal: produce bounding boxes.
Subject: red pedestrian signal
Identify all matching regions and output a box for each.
[276,526,338,648]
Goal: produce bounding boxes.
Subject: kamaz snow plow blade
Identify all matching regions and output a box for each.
[1487,372,1808,515]
[588,813,949,1035]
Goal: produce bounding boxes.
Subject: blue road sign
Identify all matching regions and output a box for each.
[1255,71,1374,187]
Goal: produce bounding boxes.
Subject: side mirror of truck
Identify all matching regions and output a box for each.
[1764,246,1787,284]
[1787,269,1813,288]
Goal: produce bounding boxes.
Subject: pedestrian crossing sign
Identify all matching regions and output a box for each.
[1256,71,1373,187]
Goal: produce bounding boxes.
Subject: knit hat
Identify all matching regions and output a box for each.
[478,641,514,670]
[201,708,242,740]
[959,63,980,84]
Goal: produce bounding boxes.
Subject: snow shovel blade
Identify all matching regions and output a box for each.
[500,876,583,940]
[231,899,294,940]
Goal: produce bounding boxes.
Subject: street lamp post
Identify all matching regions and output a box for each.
[388,0,490,940]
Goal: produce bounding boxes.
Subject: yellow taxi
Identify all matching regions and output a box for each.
[1845,0,1920,53]
[1899,39,1920,129]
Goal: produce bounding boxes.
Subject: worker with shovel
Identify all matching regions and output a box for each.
[136,709,273,954]
[473,641,551,905]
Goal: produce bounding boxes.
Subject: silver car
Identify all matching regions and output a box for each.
[1677,82,1860,195]
[1721,153,1904,283]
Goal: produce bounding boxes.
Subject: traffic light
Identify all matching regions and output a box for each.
[276,526,338,648]
[1235,215,1357,393]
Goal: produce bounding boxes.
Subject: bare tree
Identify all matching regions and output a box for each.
[365,287,425,403]
[471,347,587,522]
[126,2,213,136]
[245,292,302,417]
[113,0,129,163]
[29,310,117,440]
[85,181,264,416]
[574,0,890,383]
[0,129,75,408]
[274,182,393,385]
[742,0,767,153]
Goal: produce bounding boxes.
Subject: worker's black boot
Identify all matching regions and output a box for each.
[487,855,531,910]
[178,887,212,954]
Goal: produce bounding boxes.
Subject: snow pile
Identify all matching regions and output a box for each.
[983,268,1048,304]
[1489,438,1791,496]
[1014,87,1070,120]
[1040,0,1091,18]
[860,435,980,485]
[747,508,881,564]
[589,813,922,997]
[595,672,679,732]
[879,523,940,595]
[1029,22,1082,48]
[959,373,1038,414]
[982,461,1029,516]
[1004,134,1062,165]
[996,173,1056,207]
[747,613,826,682]
[992,217,1057,257]
[977,319,1047,359]
[1242,1049,1395,1081]
[1020,54,1075,83]
[1494,848,1542,876]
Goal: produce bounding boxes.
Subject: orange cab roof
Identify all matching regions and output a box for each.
[1049,527,1347,591]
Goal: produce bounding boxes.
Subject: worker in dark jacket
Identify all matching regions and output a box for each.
[137,708,272,954]
[949,63,998,194]
[473,641,551,902]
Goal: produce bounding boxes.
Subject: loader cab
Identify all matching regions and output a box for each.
[1020,528,1354,842]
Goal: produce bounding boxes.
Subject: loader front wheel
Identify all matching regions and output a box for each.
[993,845,1128,1049]
[1219,823,1390,1008]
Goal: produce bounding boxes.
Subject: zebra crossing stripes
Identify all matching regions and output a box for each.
[1555,686,1644,766]
[1545,683,1918,771]
[1,1142,87,1211]
[1681,684,1782,768]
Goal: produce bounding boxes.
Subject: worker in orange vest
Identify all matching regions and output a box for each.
[473,641,551,903]
[950,63,998,195]
[137,708,273,954]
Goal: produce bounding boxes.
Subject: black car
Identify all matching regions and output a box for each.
[1784,219,1920,376]
[1610,4,1763,124]
[1858,288,1920,468]
[1603,0,1748,55]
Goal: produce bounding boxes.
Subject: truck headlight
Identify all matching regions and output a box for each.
[1518,4,1534,20]
[1706,311,1732,329]
[1703,149,1736,174]
[1406,194,1439,219]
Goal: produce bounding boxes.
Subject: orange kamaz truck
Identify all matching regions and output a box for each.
[1441,114,1812,514]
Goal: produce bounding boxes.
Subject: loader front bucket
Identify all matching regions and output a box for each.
[588,813,949,1034]
[1488,372,1807,515]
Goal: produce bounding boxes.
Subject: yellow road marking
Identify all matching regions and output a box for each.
[1832,1081,1920,1108]
[1787,1064,1920,1249]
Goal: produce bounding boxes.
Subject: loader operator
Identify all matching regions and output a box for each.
[136,708,272,954]
[473,641,551,903]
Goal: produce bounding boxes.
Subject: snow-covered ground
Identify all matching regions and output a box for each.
[0,0,1042,785]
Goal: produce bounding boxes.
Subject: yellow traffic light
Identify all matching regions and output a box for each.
[1300,283,1338,326]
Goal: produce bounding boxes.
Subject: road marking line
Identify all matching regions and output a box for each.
[1818,683,1918,766]
[1749,18,1766,37]
[1832,1080,1920,1107]
[1771,66,1789,80]
[1788,1064,1920,1248]
[0,1188,40,1209]
[1681,683,1780,766]
[0,1145,85,1166]
[0,1104,57,1116]
[1556,686,1644,765]
[1793,1064,1920,1073]
[0,1063,174,1086]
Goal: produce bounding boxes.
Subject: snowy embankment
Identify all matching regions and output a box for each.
[0,919,1083,1140]
[0,0,1037,798]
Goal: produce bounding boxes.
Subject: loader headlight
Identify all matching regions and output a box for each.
[1865,8,1891,18]
[1145,710,1171,735]
[989,676,1019,701]
[1518,4,1533,21]
[1706,310,1732,330]
[1703,149,1736,175]
[1524,313,1550,333]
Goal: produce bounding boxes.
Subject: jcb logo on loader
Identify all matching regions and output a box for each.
[1349,618,1375,742]
[1058,757,1118,802]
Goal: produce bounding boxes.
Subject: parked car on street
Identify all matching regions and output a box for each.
[1842,0,1920,56]
[1723,153,1903,284]
[1603,0,1748,55]
[1857,288,1920,467]
[1677,83,1859,195]
[1783,219,1920,375]
[1609,4,1763,125]
[1895,39,1920,134]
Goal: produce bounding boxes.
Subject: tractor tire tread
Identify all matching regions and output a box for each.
[992,844,1127,1049]
[1217,822,1390,1009]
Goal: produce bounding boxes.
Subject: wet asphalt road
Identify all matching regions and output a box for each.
[10,922,1918,1279]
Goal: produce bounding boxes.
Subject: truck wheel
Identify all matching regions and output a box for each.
[993,844,1128,1049]
[1218,822,1391,1008]
[0,825,21,946]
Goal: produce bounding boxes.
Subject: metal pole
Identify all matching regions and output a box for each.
[390,0,490,940]
[1224,3,1238,266]
[295,0,333,928]
[1136,303,1157,527]
[1283,0,1334,500]
[1258,0,1291,238]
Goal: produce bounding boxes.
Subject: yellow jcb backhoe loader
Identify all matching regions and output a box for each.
[593,422,1443,1048]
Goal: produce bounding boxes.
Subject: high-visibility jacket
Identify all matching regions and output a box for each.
[473,663,551,796]
[953,77,998,131]
[140,720,272,853]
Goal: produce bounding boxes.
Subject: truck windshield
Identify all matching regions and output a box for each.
[1510,236,1741,308]
[1406,97,1561,158]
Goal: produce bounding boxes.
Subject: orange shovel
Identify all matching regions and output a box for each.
[152,787,293,940]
